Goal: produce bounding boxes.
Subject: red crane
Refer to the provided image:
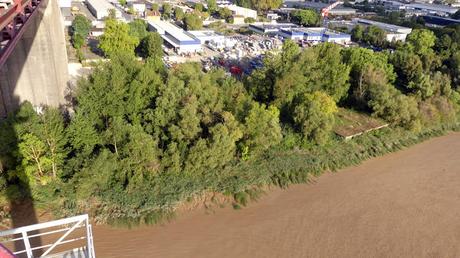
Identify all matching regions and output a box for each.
[321,1,343,17]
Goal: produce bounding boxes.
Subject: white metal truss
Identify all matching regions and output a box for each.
[0,214,95,258]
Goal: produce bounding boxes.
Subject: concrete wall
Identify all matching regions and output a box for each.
[0,0,69,117]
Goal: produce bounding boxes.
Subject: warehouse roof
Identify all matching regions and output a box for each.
[352,18,412,34]
[406,2,458,14]
[148,20,197,43]
[86,0,114,12]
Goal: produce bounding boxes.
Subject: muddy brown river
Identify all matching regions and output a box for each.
[93,133,460,258]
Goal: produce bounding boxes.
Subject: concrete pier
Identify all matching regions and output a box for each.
[0,0,68,117]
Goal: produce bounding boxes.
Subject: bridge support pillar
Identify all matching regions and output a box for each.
[0,0,68,117]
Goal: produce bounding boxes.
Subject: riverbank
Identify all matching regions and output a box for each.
[93,132,460,258]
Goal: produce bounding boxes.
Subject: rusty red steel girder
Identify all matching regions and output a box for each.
[0,0,45,67]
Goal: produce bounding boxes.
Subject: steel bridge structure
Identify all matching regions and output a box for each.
[0,214,96,258]
[0,0,45,67]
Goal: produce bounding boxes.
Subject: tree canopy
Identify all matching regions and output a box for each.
[291,9,319,27]
[162,3,172,19]
[71,15,91,49]
[207,0,217,14]
[128,19,148,40]
[250,0,282,11]
[174,7,185,21]
[99,19,139,57]
[139,32,163,59]
[184,13,203,30]
[218,7,233,20]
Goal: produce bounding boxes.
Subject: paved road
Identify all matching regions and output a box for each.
[94,133,460,258]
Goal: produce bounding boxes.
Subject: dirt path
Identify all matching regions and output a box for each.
[93,133,460,258]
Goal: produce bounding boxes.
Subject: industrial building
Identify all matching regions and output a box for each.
[278,28,305,41]
[303,28,323,42]
[381,1,458,16]
[188,30,236,49]
[249,23,297,34]
[148,20,202,54]
[128,1,146,16]
[278,27,351,44]
[85,0,121,19]
[422,15,460,27]
[322,30,351,44]
[328,7,357,16]
[405,2,458,16]
[188,30,225,44]
[352,18,412,42]
[282,1,327,11]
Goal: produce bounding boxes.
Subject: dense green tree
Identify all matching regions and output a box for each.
[342,47,395,106]
[390,48,424,90]
[194,3,204,12]
[235,0,252,8]
[207,0,217,13]
[16,133,52,185]
[72,34,85,49]
[241,103,282,154]
[71,15,91,49]
[297,43,351,102]
[152,3,159,12]
[139,32,163,59]
[361,66,419,128]
[293,91,337,144]
[162,3,172,19]
[184,112,243,174]
[351,25,364,42]
[99,19,139,57]
[72,15,91,38]
[406,29,436,56]
[244,17,256,23]
[448,52,460,87]
[38,108,68,178]
[250,0,282,11]
[218,7,233,20]
[247,42,350,105]
[67,112,100,157]
[128,19,148,40]
[291,9,319,26]
[363,25,386,47]
[174,7,185,21]
[184,13,203,30]
[369,82,419,128]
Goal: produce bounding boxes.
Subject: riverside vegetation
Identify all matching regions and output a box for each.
[1,20,460,225]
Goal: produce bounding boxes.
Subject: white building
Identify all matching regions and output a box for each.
[406,2,458,16]
[220,4,257,19]
[278,28,305,41]
[352,18,412,42]
[279,27,351,44]
[188,30,225,44]
[129,2,146,15]
[148,20,202,54]
[249,23,298,34]
[322,30,351,44]
[188,30,236,49]
[86,0,121,19]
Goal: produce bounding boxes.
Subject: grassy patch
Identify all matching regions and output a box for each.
[334,108,388,139]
